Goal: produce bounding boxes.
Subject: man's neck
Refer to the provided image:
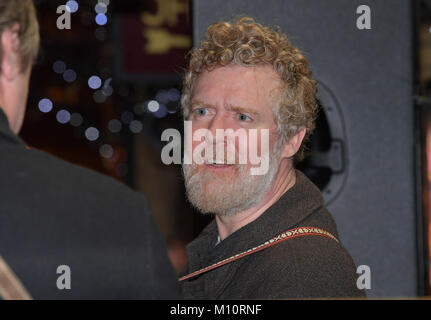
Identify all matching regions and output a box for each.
[0,98,15,133]
[215,161,296,241]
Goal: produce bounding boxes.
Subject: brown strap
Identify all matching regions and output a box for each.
[0,256,32,300]
[179,226,338,282]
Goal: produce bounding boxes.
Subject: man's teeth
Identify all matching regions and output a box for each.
[206,160,232,166]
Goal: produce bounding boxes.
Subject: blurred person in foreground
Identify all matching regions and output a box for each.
[180,17,365,299]
[0,0,179,299]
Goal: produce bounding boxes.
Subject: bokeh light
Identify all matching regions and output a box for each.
[88,76,102,90]
[65,0,79,13]
[102,86,113,97]
[93,90,106,103]
[95,14,107,26]
[95,3,108,14]
[147,100,160,113]
[70,113,83,127]
[53,61,66,74]
[99,144,114,159]
[168,88,181,101]
[108,119,122,133]
[85,127,99,141]
[156,90,170,104]
[121,111,134,124]
[38,98,53,113]
[154,104,168,118]
[129,120,143,134]
[56,109,71,124]
[63,69,77,83]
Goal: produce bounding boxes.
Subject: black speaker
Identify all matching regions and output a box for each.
[192,0,422,297]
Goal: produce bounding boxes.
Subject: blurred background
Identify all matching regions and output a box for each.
[22,0,431,296]
[25,0,204,276]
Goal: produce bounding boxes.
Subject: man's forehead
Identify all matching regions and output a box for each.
[196,64,280,86]
[192,65,281,112]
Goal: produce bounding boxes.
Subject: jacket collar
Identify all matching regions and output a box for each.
[0,107,26,146]
[186,169,325,270]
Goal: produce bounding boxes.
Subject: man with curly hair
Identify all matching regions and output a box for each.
[180,17,365,299]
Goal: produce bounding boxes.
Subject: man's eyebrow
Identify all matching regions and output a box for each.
[227,105,260,117]
[190,100,213,108]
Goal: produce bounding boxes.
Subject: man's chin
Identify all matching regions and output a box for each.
[183,162,276,217]
[187,185,231,214]
[188,178,266,217]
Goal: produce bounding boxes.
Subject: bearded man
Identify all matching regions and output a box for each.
[180,17,365,299]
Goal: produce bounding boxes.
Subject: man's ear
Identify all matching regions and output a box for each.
[280,127,307,160]
[1,23,21,81]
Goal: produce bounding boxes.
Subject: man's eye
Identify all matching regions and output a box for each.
[238,113,251,122]
[196,108,207,116]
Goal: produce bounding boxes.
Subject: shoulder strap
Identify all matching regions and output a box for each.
[0,256,32,300]
[179,226,338,282]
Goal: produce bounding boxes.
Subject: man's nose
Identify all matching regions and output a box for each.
[205,114,231,161]
[207,113,228,144]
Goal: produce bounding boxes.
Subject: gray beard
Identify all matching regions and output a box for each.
[182,147,281,217]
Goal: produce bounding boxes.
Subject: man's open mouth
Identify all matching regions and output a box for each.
[204,160,234,168]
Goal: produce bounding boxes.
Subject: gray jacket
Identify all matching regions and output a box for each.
[181,170,365,299]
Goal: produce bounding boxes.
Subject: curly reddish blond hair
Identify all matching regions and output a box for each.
[181,17,318,163]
